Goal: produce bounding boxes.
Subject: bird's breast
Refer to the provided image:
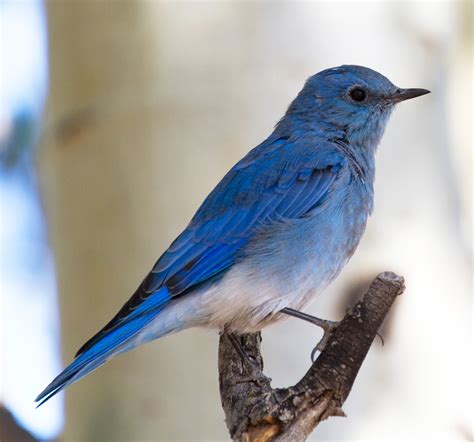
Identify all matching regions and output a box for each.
[198,180,372,332]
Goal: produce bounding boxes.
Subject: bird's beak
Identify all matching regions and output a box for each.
[389,88,431,103]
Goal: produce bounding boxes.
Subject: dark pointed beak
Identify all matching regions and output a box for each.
[389,88,431,103]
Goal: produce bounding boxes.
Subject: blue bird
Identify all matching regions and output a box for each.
[36,65,429,405]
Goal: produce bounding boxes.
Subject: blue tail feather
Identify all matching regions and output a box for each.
[36,288,171,406]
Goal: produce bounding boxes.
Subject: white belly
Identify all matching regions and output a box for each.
[138,184,370,341]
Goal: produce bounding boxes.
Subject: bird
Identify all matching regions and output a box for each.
[36,65,429,405]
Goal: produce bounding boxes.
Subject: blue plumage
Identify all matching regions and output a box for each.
[36,65,429,405]
[37,287,171,405]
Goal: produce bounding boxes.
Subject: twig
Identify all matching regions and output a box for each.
[218,272,405,441]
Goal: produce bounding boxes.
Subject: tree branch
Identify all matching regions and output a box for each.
[218,271,405,441]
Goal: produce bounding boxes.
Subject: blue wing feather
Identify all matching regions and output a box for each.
[36,136,346,406]
[76,137,345,356]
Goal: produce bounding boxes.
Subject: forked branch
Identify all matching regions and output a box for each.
[218,272,405,441]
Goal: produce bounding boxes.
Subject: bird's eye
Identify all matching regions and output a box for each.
[349,88,367,102]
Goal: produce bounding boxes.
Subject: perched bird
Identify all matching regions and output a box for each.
[36,65,429,405]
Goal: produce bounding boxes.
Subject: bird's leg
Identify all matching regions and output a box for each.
[225,332,263,377]
[280,307,339,361]
[227,333,252,364]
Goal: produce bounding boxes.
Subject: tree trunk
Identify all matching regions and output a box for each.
[39,1,236,439]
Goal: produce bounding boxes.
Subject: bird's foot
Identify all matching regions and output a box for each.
[280,307,340,362]
[309,319,339,362]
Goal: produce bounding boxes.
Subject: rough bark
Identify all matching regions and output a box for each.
[218,272,405,441]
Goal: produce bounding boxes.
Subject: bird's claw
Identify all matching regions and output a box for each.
[310,320,339,362]
[279,307,340,362]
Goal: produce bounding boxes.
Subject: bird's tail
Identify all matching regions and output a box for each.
[35,288,172,406]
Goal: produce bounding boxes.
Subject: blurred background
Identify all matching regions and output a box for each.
[0,0,472,440]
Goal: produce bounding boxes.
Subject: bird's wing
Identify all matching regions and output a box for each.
[76,137,346,355]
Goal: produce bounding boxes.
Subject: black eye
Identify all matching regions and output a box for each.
[349,88,367,102]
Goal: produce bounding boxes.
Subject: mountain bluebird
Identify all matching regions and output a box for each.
[37,65,429,405]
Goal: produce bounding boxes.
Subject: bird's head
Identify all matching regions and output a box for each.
[285,65,430,149]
